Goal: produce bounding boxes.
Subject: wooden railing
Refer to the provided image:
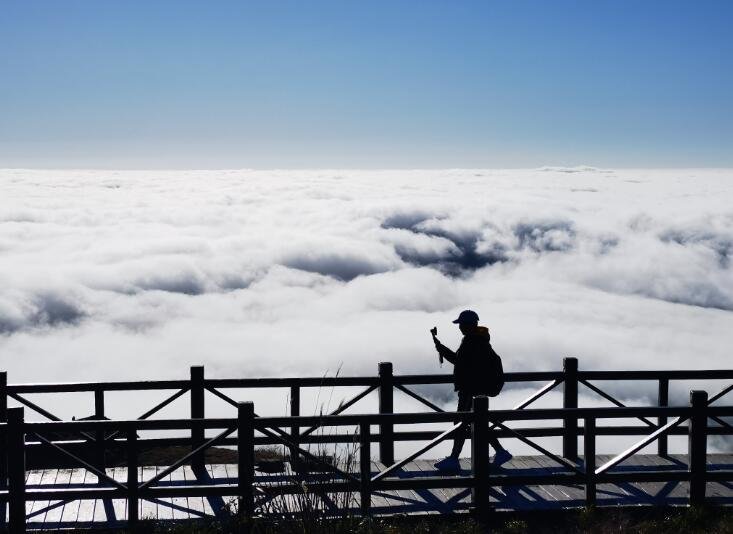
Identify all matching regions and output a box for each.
[1,359,732,532]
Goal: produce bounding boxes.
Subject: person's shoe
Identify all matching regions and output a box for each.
[493,449,513,466]
[434,456,461,472]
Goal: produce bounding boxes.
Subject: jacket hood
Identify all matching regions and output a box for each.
[466,325,490,338]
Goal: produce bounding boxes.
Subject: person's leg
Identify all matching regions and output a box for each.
[449,392,471,458]
[489,433,505,453]
[487,397,511,464]
[449,429,467,458]
[435,392,470,470]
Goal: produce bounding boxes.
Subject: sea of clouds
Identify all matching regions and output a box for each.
[1,168,732,453]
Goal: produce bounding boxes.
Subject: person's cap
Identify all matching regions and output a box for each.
[452,309,479,324]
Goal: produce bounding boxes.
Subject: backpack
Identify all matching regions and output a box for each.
[485,346,505,397]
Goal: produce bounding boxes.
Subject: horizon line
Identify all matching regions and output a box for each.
[2,165,732,172]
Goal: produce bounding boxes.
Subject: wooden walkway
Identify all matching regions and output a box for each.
[12,454,733,530]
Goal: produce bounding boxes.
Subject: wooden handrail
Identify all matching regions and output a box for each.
[6,368,733,394]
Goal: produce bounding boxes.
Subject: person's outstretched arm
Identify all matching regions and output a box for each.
[434,338,456,365]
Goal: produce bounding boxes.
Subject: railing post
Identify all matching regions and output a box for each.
[359,422,371,517]
[237,402,255,518]
[126,423,139,527]
[563,357,578,460]
[1,371,8,511]
[584,416,596,507]
[0,372,6,424]
[7,407,25,534]
[190,365,205,471]
[94,388,106,474]
[471,395,490,525]
[290,385,300,471]
[378,362,394,465]
[688,390,707,506]
[658,378,669,457]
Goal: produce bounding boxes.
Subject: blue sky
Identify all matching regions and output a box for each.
[1,1,732,168]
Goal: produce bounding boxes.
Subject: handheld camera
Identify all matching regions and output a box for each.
[430,327,442,365]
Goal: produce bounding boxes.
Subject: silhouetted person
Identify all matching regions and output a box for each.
[431,309,510,471]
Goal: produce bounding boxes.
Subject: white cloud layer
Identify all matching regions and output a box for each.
[1,168,732,452]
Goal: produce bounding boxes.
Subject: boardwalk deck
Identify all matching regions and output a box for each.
[13,454,733,530]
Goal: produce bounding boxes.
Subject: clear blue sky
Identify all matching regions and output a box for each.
[1,1,732,168]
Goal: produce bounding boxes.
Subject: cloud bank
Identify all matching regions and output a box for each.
[1,168,732,450]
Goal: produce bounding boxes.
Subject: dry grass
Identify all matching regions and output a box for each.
[78,506,732,534]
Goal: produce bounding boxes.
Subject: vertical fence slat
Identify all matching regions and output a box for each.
[563,357,579,460]
[190,365,205,471]
[0,370,8,525]
[584,416,596,507]
[359,422,371,517]
[688,390,707,506]
[378,362,394,465]
[8,407,25,534]
[126,423,139,526]
[94,388,106,473]
[658,379,669,457]
[290,385,300,471]
[238,402,255,518]
[471,396,490,524]
[0,372,6,423]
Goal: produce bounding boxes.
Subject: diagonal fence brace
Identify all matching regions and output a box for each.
[596,380,732,475]
[146,496,210,518]
[137,387,190,421]
[32,432,128,490]
[371,422,464,483]
[494,421,584,475]
[709,415,733,430]
[104,387,190,443]
[206,386,239,408]
[394,384,445,412]
[9,392,62,421]
[255,424,360,484]
[300,385,378,437]
[708,383,733,405]
[139,426,236,490]
[488,379,562,432]
[25,498,72,520]
[580,379,655,427]
[595,416,685,475]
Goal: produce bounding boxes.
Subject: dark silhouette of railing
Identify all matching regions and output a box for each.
[1,358,732,532]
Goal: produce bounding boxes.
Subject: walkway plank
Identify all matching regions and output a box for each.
[35,468,59,526]
[169,467,190,520]
[43,468,72,527]
[24,468,44,519]
[155,466,174,521]
[110,467,127,522]
[183,465,207,518]
[60,468,87,525]
[75,470,96,525]
[141,466,158,521]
